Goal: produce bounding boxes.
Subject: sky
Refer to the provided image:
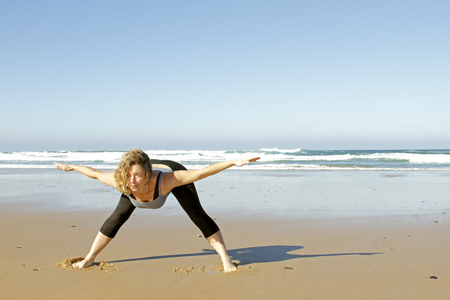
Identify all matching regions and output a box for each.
[1,0,449,151]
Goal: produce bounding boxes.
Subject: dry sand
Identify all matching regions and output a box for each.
[1,170,450,299]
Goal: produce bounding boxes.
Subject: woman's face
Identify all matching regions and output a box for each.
[126,163,148,193]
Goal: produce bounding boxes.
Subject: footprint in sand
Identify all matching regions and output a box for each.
[56,257,117,273]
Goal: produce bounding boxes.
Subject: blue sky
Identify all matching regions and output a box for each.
[1,0,449,151]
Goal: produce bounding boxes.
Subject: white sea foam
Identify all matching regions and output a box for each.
[259,147,302,153]
[1,149,450,171]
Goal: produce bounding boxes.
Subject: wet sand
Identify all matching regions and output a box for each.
[1,170,450,299]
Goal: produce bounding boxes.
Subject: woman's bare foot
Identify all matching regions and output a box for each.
[72,257,95,269]
[223,260,238,273]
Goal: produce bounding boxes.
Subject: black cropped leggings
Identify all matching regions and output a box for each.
[99,159,220,239]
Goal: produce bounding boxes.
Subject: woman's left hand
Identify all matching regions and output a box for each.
[234,157,261,167]
[54,162,74,171]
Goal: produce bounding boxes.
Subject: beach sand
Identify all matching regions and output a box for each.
[1,170,450,299]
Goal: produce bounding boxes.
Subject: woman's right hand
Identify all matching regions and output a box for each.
[54,162,117,188]
[54,162,74,171]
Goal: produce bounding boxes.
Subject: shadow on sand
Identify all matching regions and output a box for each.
[109,245,382,266]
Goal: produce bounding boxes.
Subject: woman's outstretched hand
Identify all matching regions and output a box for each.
[234,157,261,167]
[54,162,74,171]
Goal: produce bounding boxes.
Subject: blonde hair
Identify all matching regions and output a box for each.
[115,148,152,194]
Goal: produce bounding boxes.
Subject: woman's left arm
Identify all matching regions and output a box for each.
[162,157,260,191]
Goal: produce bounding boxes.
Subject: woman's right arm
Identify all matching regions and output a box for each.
[54,162,117,188]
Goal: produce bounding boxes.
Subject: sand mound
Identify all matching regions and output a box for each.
[56,257,85,269]
[56,257,116,272]
[173,263,241,274]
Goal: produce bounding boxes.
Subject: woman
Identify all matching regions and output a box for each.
[54,148,260,272]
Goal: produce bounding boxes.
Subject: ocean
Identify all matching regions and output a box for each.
[1,148,450,214]
[1,148,450,171]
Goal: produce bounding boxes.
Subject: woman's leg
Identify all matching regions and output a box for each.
[72,232,112,268]
[206,231,237,272]
[99,194,136,238]
[172,182,237,271]
[151,159,237,272]
[74,194,135,268]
